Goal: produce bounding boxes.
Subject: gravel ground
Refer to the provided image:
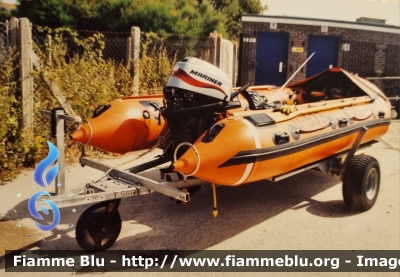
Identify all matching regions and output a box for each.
[0,121,399,277]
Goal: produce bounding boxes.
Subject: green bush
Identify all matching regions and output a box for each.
[0,49,44,183]
[33,27,136,119]
[0,29,135,183]
[30,27,138,166]
[1,27,203,183]
[139,32,178,95]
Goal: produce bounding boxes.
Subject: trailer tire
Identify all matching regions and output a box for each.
[76,201,122,250]
[342,155,380,211]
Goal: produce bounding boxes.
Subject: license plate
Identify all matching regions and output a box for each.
[119,189,137,198]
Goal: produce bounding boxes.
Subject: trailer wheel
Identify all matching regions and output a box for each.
[342,155,380,211]
[76,200,122,250]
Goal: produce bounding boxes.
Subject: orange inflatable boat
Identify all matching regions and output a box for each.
[65,57,392,253]
[70,74,294,154]
[168,63,391,186]
[71,95,169,154]
[72,58,390,179]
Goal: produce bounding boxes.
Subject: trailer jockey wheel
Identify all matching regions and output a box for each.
[342,155,380,211]
[76,199,122,250]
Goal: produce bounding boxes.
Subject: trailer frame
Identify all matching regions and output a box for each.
[40,109,381,250]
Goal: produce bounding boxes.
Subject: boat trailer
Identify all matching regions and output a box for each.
[41,109,381,250]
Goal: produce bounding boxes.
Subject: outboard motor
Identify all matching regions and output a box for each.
[160,57,233,149]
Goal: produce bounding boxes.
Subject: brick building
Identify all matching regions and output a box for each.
[238,15,400,114]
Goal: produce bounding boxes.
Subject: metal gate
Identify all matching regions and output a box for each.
[238,32,256,86]
[341,40,375,77]
[384,44,400,119]
[385,44,400,77]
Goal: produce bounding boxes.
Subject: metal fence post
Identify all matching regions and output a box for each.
[126,37,131,68]
[41,109,77,195]
[54,109,66,195]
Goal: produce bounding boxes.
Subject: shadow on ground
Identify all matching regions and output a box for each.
[0,168,360,270]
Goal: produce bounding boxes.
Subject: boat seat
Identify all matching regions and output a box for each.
[308,91,326,102]
[331,94,343,99]
[310,91,326,98]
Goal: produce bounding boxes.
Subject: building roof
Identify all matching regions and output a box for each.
[356,17,386,25]
[0,2,17,11]
[242,15,400,34]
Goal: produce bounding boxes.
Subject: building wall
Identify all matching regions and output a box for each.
[239,20,400,94]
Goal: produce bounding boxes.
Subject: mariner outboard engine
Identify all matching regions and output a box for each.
[160,57,233,149]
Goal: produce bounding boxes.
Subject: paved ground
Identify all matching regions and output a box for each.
[0,121,399,277]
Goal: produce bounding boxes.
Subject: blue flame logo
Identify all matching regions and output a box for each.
[33,141,59,188]
[28,141,61,231]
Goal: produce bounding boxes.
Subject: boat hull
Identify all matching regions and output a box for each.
[71,95,169,154]
[71,88,286,153]
[172,96,391,186]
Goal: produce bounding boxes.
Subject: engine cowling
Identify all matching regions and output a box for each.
[161,57,233,153]
[163,57,232,111]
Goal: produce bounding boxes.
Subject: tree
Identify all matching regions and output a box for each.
[13,0,225,36]
[14,0,76,28]
[122,0,225,36]
[0,3,14,21]
[208,0,267,39]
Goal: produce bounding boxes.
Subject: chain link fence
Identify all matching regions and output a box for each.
[140,32,211,61]
[138,32,212,94]
[0,20,9,58]
[31,25,212,68]
[25,24,231,116]
[31,25,55,111]
[1,18,235,179]
[375,44,400,118]
[31,26,130,63]
[382,79,400,119]
[30,25,214,95]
